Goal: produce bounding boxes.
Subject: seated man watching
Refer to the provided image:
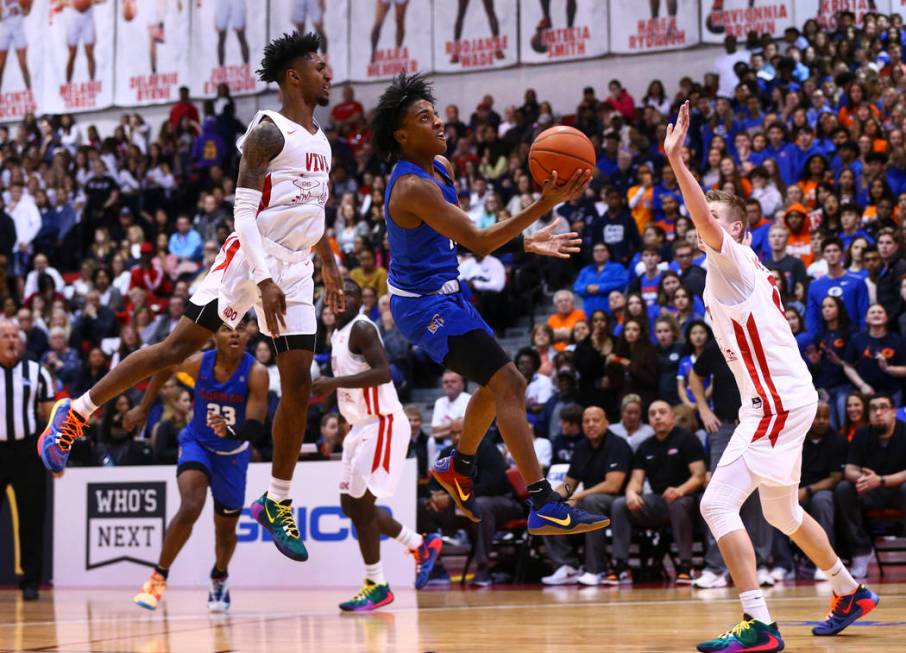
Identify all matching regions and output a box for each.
[834,393,906,578]
[541,407,632,586]
[607,401,706,585]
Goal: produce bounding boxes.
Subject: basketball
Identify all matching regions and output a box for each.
[72,0,92,12]
[122,0,137,21]
[528,126,595,187]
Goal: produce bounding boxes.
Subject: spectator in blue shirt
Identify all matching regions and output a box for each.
[806,88,833,128]
[886,147,906,197]
[843,304,906,405]
[596,132,620,178]
[806,295,857,429]
[805,237,869,341]
[839,204,874,250]
[779,125,829,186]
[168,215,203,262]
[652,166,684,222]
[573,243,629,316]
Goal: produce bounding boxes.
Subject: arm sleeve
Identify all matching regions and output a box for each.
[233,187,272,284]
[702,233,756,305]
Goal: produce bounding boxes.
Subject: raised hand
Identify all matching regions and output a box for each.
[665,100,690,161]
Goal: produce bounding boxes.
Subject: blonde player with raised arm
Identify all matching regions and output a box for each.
[665,101,878,653]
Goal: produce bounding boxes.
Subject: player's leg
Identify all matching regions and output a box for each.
[565,0,576,27]
[479,0,503,59]
[453,0,470,41]
[371,0,390,62]
[393,0,407,48]
[149,34,157,75]
[217,30,226,66]
[539,0,551,22]
[16,47,30,91]
[339,491,395,611]
[236,29,250,65]
[0,49,7,88]
[206,446,248,612]
[85,43,96,81]
[65,46,77,83]
[134,460,209,610]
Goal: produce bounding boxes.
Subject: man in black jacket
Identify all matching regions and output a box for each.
[875,228,906,309]
[591,187,640,267]
[405,404,430,497]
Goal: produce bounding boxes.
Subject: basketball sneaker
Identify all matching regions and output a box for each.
[133,571,167,610]
[339,580,394,612]
[674,563,694,585]
[811,584,879,636]
[527,499,610,535]
[601,563,633,586]
[414,533,443,590]
[208,577,231,613]
[249,493,309,562]
[431,455,481,522]
[38,399,87,473]
[696,615,784,653]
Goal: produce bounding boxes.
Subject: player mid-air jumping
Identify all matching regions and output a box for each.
[665,100,878,653]
[128,319,268,613]
[312,280,442,611]
[371,72,609,538]
[38,31,344,566]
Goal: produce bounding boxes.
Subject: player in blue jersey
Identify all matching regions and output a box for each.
[370,72,609,536]
[126,318,269,613]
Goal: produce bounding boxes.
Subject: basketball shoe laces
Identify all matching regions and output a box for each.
[57,411,87,451]
[274,502,300,539]
[351,581,380,602]
[825,593,850,618]
[718,618,754,641]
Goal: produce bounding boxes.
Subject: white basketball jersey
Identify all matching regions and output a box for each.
[330,313,403,426]
[703,234,818,445]
[236,109,331,254]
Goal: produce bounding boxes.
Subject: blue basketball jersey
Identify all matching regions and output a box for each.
[385,158,460,294]
[183,350,254,452]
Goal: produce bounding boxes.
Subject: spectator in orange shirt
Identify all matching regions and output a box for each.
[628,164,655,232]
[546,290,586,352]
[784,203,814,267]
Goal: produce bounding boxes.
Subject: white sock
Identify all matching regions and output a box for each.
[824,558,859,596]
[740,589,772,624]
[395,525,423,551]
[71,392,97,420]
[365,562,386,585]
[266,477,292,503]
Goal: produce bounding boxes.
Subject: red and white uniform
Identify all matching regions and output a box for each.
[190,109,331,336]
[703,234,818,486]
[332,313,408,499]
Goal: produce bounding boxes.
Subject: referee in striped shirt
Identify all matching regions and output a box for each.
[1,320,54,600]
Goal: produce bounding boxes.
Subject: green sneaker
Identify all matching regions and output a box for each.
[696,615,784,652]
[339,580,395,612]
[249,493,309,562]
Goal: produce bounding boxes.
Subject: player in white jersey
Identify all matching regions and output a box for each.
[0,0,31,90]
[312,280,442,611]
[213,0,248,66]
[62,0,97,83]
[39,32,344,567]
[665,101,878,653]
[292,0,326,53]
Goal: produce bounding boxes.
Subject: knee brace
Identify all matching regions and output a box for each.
[760,485,804,535]
[700,482,747,541]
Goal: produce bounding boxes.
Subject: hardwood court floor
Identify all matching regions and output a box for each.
[1,580,905,652]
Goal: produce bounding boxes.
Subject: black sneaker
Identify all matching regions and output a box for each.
[472,567,493,587]
[675,562,694,585]
[601,562,632,586]
[22,585,39,601]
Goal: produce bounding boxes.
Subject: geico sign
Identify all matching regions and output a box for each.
[237,505,394,543]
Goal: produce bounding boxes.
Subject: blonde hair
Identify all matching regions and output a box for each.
[705,189,749,232]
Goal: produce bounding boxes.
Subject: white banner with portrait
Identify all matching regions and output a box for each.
[347,0,432,82]
[518,0,608,65]
[610,0,701,54]
[268,0,349,84]
[700,0,794,43]
[433,0,518,74]
[114,0,191,107]
[189,0,267,98]
[0,0,43,120]
[794,0,891,31]
[42,0,116,114]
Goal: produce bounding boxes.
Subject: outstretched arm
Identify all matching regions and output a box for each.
[664,101,725,251]
[389,166,591,257]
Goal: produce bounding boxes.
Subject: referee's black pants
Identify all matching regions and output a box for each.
[0,437,48,589]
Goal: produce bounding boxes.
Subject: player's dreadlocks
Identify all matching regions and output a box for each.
[256,31,322,84]
[371,72,437,162]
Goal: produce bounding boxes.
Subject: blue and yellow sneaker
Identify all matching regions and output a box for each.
[697,615,784,652]
[414,533,443,590]
[339,580,394,612]
[812,584,879,636]
[37,399,87,473]
[431,455,480,522]
[527,499,610,535]
[249,493,309,562]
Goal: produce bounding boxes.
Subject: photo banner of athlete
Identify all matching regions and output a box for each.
[794,0,891,31]
[53,461,418,587]
[42,0,115,114]
[114,0,191,107]
[268,0,349,84]
[433,0,518,74]
[610,0,701,54]
[347,0,432,82]
[518,0,608,65]
[700,0,795,43]
[0,0,43,120]
[189,0,267,98]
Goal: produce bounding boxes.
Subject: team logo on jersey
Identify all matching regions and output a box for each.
[828,286,844,297]
[292,177,328,207]
[427,314,445,334]
[724,347,738,362]
[752,397,763,409]
[85,482,166,570]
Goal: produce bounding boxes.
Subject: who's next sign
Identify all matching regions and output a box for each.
[86,482,166,570]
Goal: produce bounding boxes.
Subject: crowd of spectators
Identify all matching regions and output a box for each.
[3,10,906,585]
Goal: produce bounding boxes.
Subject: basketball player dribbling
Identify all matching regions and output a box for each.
[371,72,609,537]
[39,32,344,565]
[665,100,878,653]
